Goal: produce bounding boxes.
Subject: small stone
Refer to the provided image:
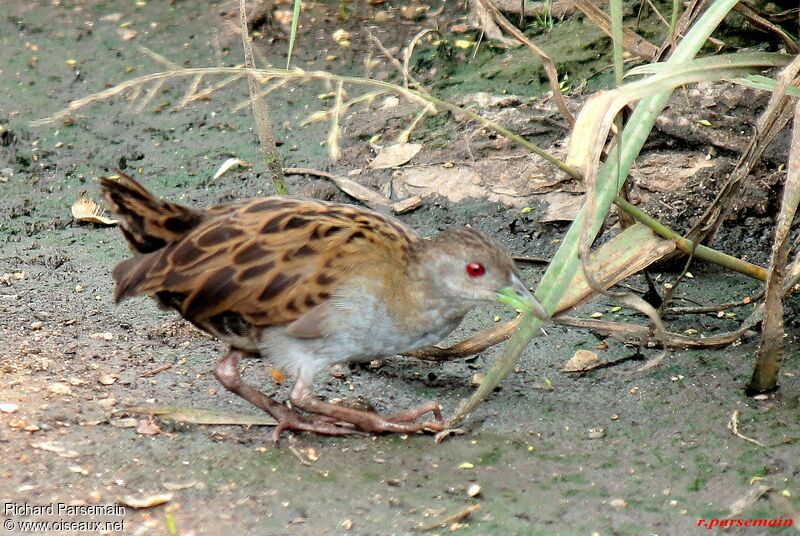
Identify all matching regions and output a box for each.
[30,321,44,330]
[47,383,73,396]
[90,332,114,341]
[588,428,605,439]
[0,403,19,413]
[609,498,627,509]
[467,483,481,497]
[97,398,117,409]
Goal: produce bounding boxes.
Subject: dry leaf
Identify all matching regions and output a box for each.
[540,192,584,223]
[110,417,138,428]
[273,9,293,25]
[562,349,601,373]
[213,158,252,180]
[71,195,117,226]
[369,143,422,169]
[117,29,137,41]
[136,419,161,436]
[120,493,173,509]
[98,373,118,386]
[30,441,79,458]
[332,29,350,43]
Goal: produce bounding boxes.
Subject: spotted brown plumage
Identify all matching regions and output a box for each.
[101,172,547,440]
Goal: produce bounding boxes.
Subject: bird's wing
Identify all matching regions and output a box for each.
[113,197,419,334]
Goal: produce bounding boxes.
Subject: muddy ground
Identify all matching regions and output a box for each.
[1,1,799,535]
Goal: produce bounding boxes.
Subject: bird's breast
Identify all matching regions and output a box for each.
[324,286,465,360]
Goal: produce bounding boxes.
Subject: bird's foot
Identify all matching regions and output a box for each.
[385,401,443,424]
[272,411,367,443]
[290,380,443,434]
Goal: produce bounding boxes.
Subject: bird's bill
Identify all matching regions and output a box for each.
[496,275,549,320]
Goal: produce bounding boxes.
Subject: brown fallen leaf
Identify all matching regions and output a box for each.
[120,493,173,509]
[71,194,117,226]
[370,143,422,169]
[98,373,118,386]
[562,349,601,372]
[30,441,79,458]
[136,419,161,436]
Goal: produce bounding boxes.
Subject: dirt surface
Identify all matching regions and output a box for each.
[1,1,799,535]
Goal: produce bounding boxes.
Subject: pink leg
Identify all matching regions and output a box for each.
[289,379,444,434]
[214,350,364,442]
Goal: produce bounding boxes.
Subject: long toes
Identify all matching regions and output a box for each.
[356,417,445,434]
[386,402,443,423]
[273,416,367,442]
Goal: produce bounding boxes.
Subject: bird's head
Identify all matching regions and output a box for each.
[414,227,549,320]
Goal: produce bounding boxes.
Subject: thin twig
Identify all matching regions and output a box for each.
[415,504,481,532]
[727,410,765,447]
[140,363,172,378]
[284,167,422,214]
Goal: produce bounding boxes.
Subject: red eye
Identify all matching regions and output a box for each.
[466,262,485,277]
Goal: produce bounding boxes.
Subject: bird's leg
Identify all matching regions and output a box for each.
[214,350,364,441]
[288,379,444,434]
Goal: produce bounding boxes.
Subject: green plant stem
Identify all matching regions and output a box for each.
[448,0,743,427]
[614,196,767,281]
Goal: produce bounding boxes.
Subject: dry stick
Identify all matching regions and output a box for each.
[684,49,798,247]
[407,309,752,363]
[734,3,800,54]
[140,363,172,378]
[415,504,481,532]
[569,0,659,61]
[479,0,575,128]
[239,0,288,195]
[616,197,768,282]
[283,167,422,214]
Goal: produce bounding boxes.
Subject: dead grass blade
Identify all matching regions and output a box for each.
[570,0,659,61]
[478,0,575,127]
[685,56,800,246]
[733,3,800,54]
[567,53,786,186]
[239,0,288,194]
[284,167,421,214]
[327,80,344,161]
[120,406,277,426]
[747,95,800,394]
[654,0,707,61]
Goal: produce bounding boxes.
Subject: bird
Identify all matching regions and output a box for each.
[100,172,548,440]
